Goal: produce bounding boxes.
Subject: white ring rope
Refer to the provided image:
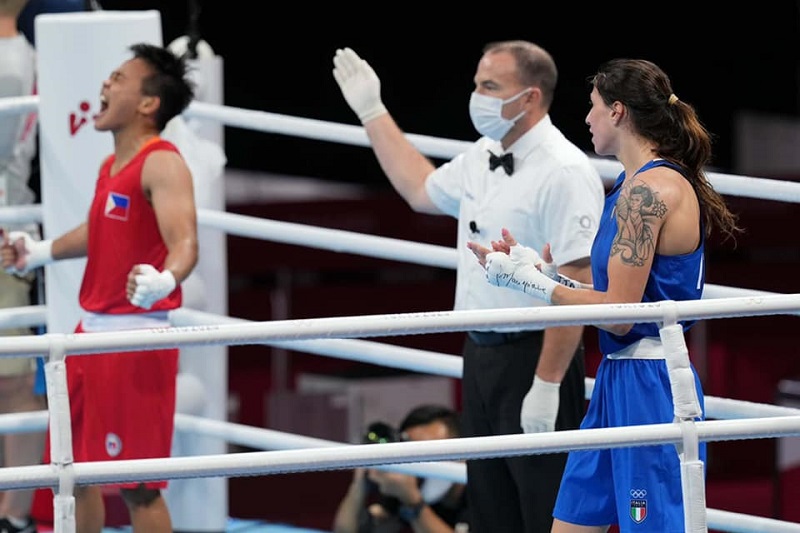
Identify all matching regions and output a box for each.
[4,204,788,305]
[192,207,796,309]
[0,204,42,225]
[198,208,457,269]
[4,401,800,470]
[2,96,800,202]
[2,89,800,532]
[0,416,798,489]
[0,305,47,330]
[0,305,464,376]
[0,94,36,116]
[1,294,799,358]
[180,101,800,202]
[184,101,800,203]
[169,309,464,377]
[707,510,800,533]
[4,306,800,424]
[4,408,800,533]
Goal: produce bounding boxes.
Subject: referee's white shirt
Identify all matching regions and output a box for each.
[425,114,605,329]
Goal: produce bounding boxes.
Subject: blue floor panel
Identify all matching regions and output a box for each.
[41,518,329,533]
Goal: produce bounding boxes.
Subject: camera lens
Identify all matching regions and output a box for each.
[362,421,397,444]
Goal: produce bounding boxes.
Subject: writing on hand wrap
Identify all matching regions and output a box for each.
[493,271,550,299]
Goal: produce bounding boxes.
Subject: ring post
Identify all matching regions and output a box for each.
[162,37,229,532]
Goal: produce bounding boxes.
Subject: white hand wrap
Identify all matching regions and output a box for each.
[509,243,583,289]
[332,47,388,124]
[485,251,558,303]
[509,244,557,279]
[130,264,176,310]
[520,376,560,433]
[5,231,53,275]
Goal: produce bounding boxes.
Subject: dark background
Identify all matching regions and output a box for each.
[37,1,800,185]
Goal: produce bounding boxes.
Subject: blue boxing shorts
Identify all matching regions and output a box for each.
[553,357,705,532]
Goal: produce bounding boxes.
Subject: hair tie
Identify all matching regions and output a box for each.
[668,94,679,105]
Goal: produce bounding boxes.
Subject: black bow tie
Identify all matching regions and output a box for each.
[488,151,514,175]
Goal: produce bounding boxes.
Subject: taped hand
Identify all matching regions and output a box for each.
[129,264,176,310]
[511,243,584,290]
[4,231,53,275]
[509,243,557,279]
[484,251,558,303]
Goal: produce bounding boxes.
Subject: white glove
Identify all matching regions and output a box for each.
[4,231,53,275]
[332,47,388,124]
[130,264,176,310]
[520,375,560,433]
[485,251,558,303]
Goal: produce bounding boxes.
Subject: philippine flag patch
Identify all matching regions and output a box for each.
[105,432,122,457]
[105,192,130,220]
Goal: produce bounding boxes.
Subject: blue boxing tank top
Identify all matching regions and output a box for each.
[589,159,705,356]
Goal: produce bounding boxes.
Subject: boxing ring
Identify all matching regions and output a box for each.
[1,8,800,533]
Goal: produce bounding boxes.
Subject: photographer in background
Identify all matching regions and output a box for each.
[333,405,469,533]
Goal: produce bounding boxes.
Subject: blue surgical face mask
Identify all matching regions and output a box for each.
[468,88,532,141]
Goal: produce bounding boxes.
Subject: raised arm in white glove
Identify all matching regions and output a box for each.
[3,231,53,275]
[520,375,560,433]
[332,47,388,124]
[485,251,558,303]
[129,264,176,310]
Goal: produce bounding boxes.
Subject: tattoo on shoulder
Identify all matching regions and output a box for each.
[610,179,667,266]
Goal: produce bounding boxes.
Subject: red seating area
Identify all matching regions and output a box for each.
[700,196,800,528]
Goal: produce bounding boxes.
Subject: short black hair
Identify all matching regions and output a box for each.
[399,404,461,438]
[129,42,195,131]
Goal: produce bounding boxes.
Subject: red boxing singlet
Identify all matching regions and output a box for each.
[79,137,183,314]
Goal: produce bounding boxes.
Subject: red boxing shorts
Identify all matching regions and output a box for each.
[43,321,179,489]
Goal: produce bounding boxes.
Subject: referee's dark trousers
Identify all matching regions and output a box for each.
[461,329,586,533]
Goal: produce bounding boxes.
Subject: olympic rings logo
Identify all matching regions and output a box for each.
[630,489,647,498]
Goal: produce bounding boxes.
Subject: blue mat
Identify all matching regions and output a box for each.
[59,518,329,533]
[222,519,329,532]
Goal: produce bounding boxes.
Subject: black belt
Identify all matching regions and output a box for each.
[467,330,540,346]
